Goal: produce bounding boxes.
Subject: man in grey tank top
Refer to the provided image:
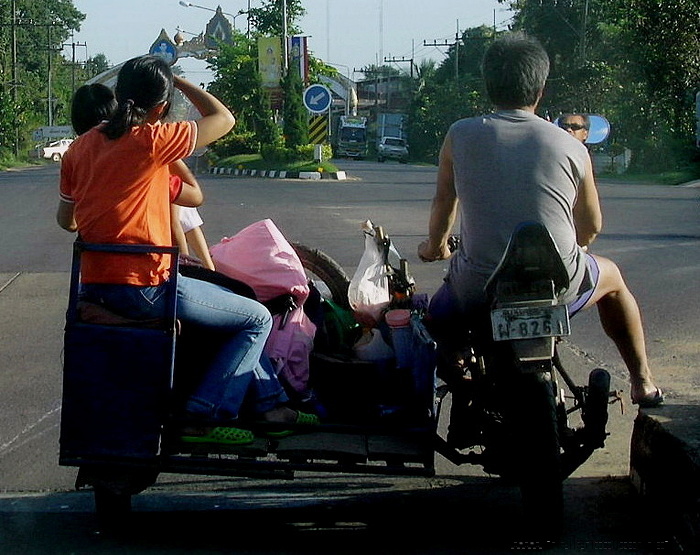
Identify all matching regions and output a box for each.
[418,33,662,408]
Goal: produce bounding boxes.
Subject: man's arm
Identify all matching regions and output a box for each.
[573,155,602,248]
[170,159,203,207]
[56,200,77,232]
[418,134,458,261]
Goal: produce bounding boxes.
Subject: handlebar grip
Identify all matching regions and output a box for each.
[447,235,460,253]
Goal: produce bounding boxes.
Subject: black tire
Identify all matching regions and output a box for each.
[94,486,132,532]
[583,368,611,449]
[291,243,351,309]
[513,371,563,531]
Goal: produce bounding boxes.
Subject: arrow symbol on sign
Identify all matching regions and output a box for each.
[310,92,326,104]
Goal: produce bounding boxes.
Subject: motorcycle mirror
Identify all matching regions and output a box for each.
[585,115,611,144]
[553,114,611,145]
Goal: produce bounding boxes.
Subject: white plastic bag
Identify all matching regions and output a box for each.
[347,221,391,327]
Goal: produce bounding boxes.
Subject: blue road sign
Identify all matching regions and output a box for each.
[150,39,177,65]
[303,84,332,114]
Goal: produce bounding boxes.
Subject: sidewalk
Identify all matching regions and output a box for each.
[629,402,700,552]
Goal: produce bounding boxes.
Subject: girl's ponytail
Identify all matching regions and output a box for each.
[103,98,148,140]
[100,56,174,140]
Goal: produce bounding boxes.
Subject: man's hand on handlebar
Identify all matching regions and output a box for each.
[418,239,453,262]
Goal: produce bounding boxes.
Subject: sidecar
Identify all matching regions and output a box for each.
[59,242,438,518]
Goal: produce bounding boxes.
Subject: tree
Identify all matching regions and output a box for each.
[599,0,700,170]
[0,0,84,155]
[207,36,279,155]
[281,60,307,148]
[248,0,306,37]
[408,26,493,162]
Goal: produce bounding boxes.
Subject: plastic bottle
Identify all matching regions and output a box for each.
[385,309,413,370]
[353,328,395,363]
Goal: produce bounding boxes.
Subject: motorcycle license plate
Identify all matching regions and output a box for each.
[491,305,570,341]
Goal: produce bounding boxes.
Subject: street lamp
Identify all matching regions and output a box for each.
[178,1,247,30]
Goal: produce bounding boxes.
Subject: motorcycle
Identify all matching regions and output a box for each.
[427,222,616,524]
[58,220,616,531]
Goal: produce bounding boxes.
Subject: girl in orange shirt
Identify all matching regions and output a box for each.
[59,56,318,445]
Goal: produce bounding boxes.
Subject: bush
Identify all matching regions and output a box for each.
[261,143,333,164]
[210,132,260,159]
[0,147,18,170]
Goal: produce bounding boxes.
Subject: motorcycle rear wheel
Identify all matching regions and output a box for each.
[512,371,563,531]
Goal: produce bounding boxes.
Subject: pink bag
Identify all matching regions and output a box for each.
[266,308,316,396]
[210,219,309,304]
[210,219,315,398]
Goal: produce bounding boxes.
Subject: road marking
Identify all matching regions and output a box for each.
[0,272,21,294]
[0,405,61,457]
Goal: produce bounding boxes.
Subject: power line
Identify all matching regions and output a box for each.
[384,56,415,78]
[423,35,460,80]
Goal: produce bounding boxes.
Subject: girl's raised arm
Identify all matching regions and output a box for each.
[174,76,235,149]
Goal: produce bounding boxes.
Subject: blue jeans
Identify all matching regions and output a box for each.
[81,274,285,421]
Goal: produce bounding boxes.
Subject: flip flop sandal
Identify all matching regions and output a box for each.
[296,411,321,425]
[181,426,254,445]
[634,388,664,408]
[259,411,321,438]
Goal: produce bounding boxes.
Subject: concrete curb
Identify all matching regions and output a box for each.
[629,403,700,552]
[209,167,347,181]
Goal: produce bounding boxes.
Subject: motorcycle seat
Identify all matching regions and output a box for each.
[485,221,570,298]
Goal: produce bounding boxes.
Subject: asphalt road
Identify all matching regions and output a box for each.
[0,161,697,553]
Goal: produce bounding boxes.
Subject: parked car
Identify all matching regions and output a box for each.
[38,138,74,162]
[377,136,408,163]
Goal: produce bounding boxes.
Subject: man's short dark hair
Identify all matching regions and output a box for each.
[482,33,550,109]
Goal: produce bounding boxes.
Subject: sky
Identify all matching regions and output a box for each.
[69,0,514,84]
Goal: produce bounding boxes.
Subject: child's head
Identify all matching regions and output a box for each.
[102,55,174,140]
[71,83,117,135]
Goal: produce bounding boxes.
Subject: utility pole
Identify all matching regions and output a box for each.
[1,16,62,143]
[281,0,288,72]
[247,0,251,39]
[10,0,18,155]
[423,35,460,81]
[64,37,88,95]
[580,0,589,64]
[384,56,415,78]
[47,25,52,126]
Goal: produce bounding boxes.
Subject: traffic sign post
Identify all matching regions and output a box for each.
[303,84,332,114]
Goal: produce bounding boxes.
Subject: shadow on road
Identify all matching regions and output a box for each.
[0,475,676,554]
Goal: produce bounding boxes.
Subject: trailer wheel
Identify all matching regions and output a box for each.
[94,486,132,532]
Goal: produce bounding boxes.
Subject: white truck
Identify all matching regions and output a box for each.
[377,136,409,163]
[37,138,74,162]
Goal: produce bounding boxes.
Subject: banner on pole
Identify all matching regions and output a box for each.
[258,36,282,88]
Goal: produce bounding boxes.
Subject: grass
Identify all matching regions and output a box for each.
[217,153,340,173]
[0,155,44,171]
[599,167,700,186]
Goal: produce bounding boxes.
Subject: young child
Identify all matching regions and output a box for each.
[171,205,216,271]
[58,57,318,445]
